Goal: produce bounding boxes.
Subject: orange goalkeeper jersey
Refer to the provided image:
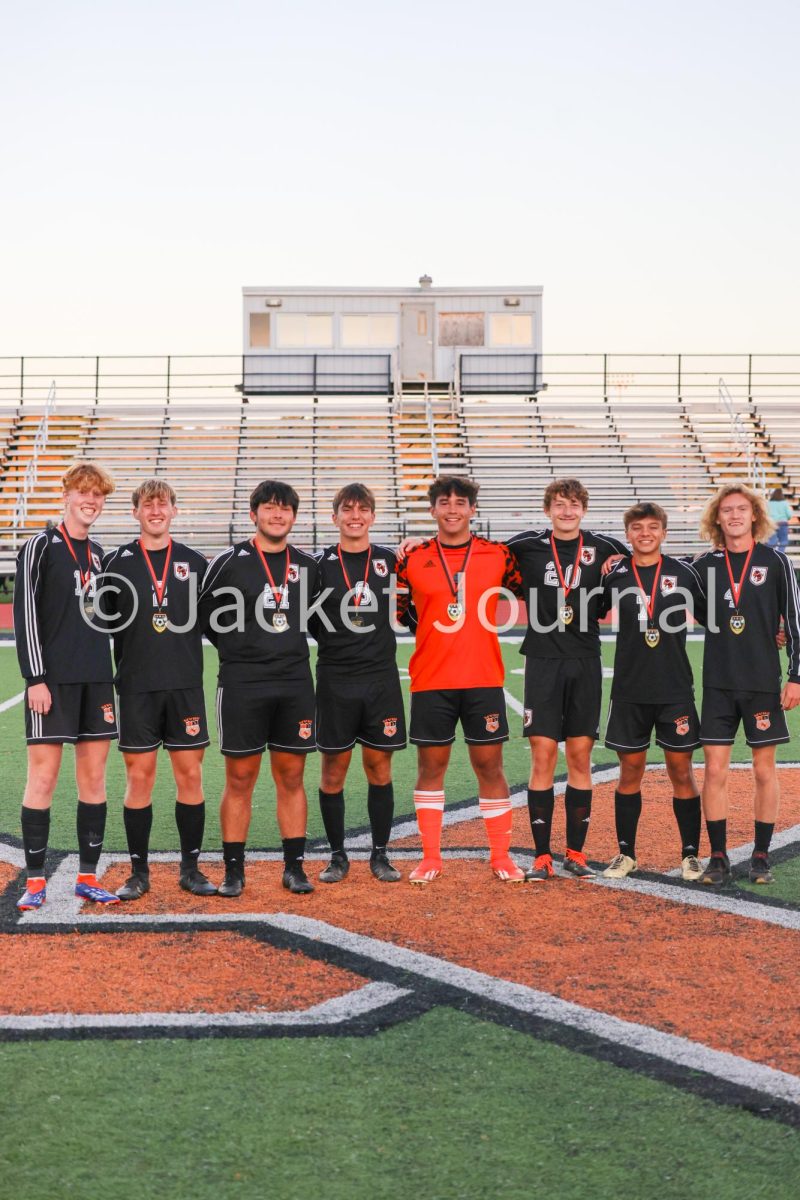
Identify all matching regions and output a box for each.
[397,536,522,692]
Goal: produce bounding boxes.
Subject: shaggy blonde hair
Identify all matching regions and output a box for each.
[699,483,774,547]
[132,478,177,508]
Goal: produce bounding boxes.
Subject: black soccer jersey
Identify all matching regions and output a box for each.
[14,526,113,685]
[198,539,320,685]
[693,543,800,692]
[506,528,629,659]
[602,555,705,703]
[310,543,398,677]
[100,540,208,694]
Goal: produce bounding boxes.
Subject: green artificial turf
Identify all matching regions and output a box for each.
[737,854,800,904]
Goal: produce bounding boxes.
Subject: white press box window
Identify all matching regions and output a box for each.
[489,313,534,347]
[340,314,398,348]
[275,314,334,348]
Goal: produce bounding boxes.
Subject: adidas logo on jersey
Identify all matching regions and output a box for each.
[52,534,62,543]
[423,560,436,568]
[121,548,134,557]
[238,548,250,556]
[328,553,338,560]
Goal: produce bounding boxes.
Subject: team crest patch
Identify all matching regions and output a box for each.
[373,559,388,578]
[101,704,115,725]
[91,552,101,571]
[484,713,500,733]
[288,564,300,584]
[382,717,397,738]
[184,717,200,737]
[755,712,771,731]
[580,547,597,566]
[675,716,690,737]
[750,566,768,586]
[524,708,533,727]
[298,719,312,740]
[661,575,678,594]
[174,562,190,581]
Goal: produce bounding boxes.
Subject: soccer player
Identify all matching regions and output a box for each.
[693,483,800,885]
[99,479,216,900]
[13,461,120,910]
[506,479,628,880]
[311,484,404,883]
[199,480,320,896]
[396,475,525,885]
[600,503,706,880]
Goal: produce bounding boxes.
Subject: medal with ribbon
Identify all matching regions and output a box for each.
[337,544,372,627]
[139,539,173,633]
[254,542,290,631]
[435,537,473,621]
[631,556,663,648]
[550,532,583,625]
[724,543,754,635]
[60,523,96,617]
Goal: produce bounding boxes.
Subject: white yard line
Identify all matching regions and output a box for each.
[0,691,24,713]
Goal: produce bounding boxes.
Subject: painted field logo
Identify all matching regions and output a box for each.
[383,717,397,738]
[101,704,115,725]
[750,567,767,586]
[755,712,771,731]
[675,715,690,736]
[484,713,500,733]
[580,546,596,566]
[373,559,388,577]
[298,719,312,740]
[184,717,200,737]
[174,562,190,581]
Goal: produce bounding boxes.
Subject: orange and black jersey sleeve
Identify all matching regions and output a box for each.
[14,527,112,686]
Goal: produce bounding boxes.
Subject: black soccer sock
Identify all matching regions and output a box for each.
[565,785,592,852]
[319,789,346,855]
[77,801,107,874]
[123,804,153,871]
[614,791,642,858]
[673,795,701,858]
[527,787,555,856]
[176,801,205,868]
[222,841,246,871]
[282,836,306,869]
[21,806,50,877]
[754,820,775,855]
[368,782,394,850]
[706,818,727,857]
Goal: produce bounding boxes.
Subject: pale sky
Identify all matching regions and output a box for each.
[1,0,798,356]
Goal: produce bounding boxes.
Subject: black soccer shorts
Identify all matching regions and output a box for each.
[409,686,509,746]
[216,674,316,756]
[25,681,117,745]
[604,697,701,754]
[117,687,210,753]
[522,656,602,741]
[700,687,790,748]
[316,668,407,753]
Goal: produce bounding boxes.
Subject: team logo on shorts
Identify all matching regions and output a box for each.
[184,716,200,737]
[382,717,397,737]
[754,711,771,731]
[484,713,500,733]
[580,547,596,566]
[750,567,768,586]
[101,703,115,725]
[174,562,190,581]
[661,575,678,594]
[674,715,690,736]
[298,719,312,740]
[288,564,300,584]
[524,708,533,727]
[373,559,388,578]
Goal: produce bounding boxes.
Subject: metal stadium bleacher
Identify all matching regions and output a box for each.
[1,353,798,575]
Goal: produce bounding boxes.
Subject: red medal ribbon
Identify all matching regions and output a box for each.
[254,541,290,605]
[59,523,93,587]
[434,537,474,600]
[630,556,663,624]
[549,532,583,601]
[139,538,173,607]
[723,542,755,610]
[337,544,372,607]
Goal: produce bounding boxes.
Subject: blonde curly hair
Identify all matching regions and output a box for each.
[699,483,774,548]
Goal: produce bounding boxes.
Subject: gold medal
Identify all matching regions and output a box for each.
[724,545,754,639]
[730,613,745,635]
[559,604,574,625]
[82,597,95,618]
[152,611,168,633]
[272,611,288,631]
[447,601,463,621]
[351,614,365,627]
[644,627,660,648]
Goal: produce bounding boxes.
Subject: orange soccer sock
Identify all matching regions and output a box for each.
[413,790,445,863]
[479,797,513,864]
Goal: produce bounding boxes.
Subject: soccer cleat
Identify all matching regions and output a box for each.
[491,855,526,883]
[282,863,314,894]
[699,852,731,886]
[218,865,245,897]
[75,876,121,905]
[179,867,218,896]
[409,858,443,886]
[17,881,46,911]
[680,855,704,882]
[369,849,401,883]
[603,853,637,879]
[525,853,555,881]
[319,851,350,884]
[562,849,595,878]
[116,870,151,901]
[748,853,774,885]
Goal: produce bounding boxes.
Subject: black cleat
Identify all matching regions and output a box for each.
[282,862,314,894]
[179,866,218,896]
[116,870,151,901]
[319,851,350,883]
[370,849,401,883]
[700,852,731,886]
[218,865,245,897]
[748,852,774,885]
